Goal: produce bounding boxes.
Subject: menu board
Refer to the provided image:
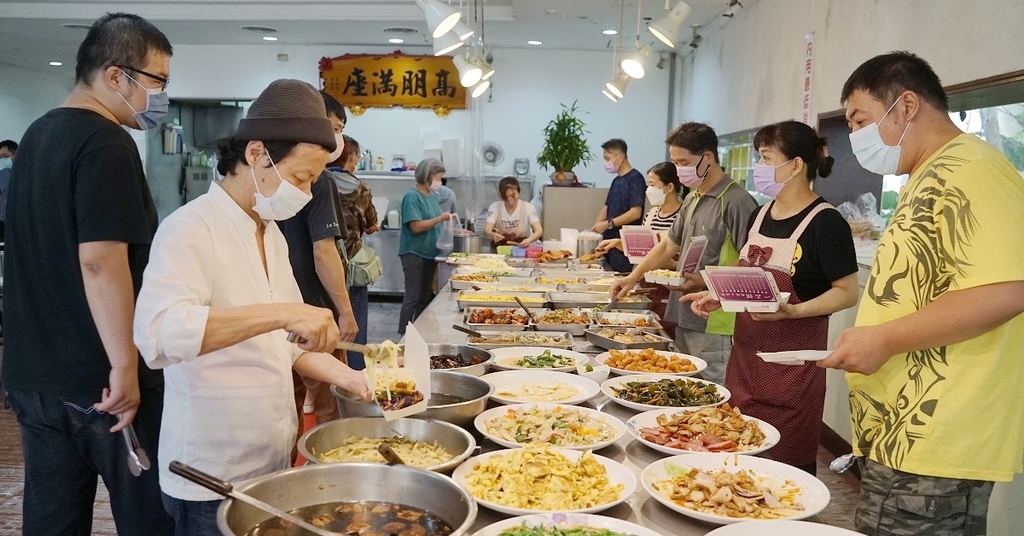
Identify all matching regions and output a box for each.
[700,266,782,313]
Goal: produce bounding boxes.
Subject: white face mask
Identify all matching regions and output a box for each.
[327,133,345,163]
[849,96,911,176]
[250,154,312,221]
[645,184,667,206]
[429,179,442,192]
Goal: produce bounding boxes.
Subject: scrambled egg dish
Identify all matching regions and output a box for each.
[464,445,623,510]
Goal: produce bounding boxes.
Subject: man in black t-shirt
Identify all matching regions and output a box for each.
[0,13,174,535]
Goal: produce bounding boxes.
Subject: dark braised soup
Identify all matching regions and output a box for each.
[245,500,453,536]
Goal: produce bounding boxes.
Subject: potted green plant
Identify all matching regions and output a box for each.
[536,101,593,184]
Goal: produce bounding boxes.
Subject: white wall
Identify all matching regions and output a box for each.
[166,44,672,188]
[675,0,1024,133]
[0,62,74,143]
[674,0,1024,531]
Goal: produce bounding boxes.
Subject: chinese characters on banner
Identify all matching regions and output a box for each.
[800,32,815,125]
[320,53,467,115]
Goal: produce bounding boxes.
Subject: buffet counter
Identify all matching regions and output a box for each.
[408,284,829,535]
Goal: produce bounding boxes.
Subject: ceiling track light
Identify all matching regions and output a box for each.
[689,25,703,49]
[648,1,692,48]
[621,44,652,79]
[415,0,461,39]
[453,54,483,87]
[723,0,743,18]
[432,32,465,56]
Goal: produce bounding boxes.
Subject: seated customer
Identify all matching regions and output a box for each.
[484,176,543,249]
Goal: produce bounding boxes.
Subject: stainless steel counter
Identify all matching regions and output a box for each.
[407,284,828,535]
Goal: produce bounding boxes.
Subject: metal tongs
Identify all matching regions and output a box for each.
[118,415,151,477]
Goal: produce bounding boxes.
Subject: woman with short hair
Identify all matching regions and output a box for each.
[397,158,453,334]
[484,176,543,250]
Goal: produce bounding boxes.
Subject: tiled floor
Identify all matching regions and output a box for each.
[0,296,861,534]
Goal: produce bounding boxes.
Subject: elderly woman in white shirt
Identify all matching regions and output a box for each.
[133,80,370,535]
[484,176,543,249]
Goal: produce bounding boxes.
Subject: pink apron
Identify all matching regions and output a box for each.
[725,202,832,467]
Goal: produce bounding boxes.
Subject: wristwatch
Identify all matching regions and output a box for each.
[607,218,615,230]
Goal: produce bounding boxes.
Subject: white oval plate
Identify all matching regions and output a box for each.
[626,407,780,456]
[482,370,600,405]
[490,347,591,373]
[473,513,663,536]
[595,350,708,377]
[453,448,636,516]
[474,403,626,451]
[705,520,861,535]
[601,375,731,412]
[641,453,831,525]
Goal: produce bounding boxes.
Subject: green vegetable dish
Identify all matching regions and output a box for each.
[498,525,635,536]
[512,350,577,368]
[611,378,723,407]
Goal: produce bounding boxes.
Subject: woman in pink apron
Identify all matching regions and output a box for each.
[684,121,859,474]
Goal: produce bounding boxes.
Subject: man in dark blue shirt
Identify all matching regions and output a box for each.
[591,138,645,272]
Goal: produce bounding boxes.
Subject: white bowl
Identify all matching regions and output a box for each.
[600,375,730,412]
[595,350,708,377]
[472,513,663,536]
[641,453,831,525]
[489,347,590,373]
[481,370,600,406]
[576,362,611,384]
[474,403,626,451]
[453,447,636,515]
[625,407,780,456]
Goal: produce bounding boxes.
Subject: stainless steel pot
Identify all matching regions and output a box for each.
[453,232,482,254]
[216,463,477,535]
[299,417,476,473]
[577,231,603,258]
[332,370,493,429]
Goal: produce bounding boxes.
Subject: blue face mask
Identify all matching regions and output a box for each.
[0,157,11,171]
[116,70,169,130]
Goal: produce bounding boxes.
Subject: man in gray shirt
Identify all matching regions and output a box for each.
[611,123,757,384]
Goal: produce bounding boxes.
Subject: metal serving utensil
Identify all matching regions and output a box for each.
[117,415,149,476]
[830,453,857,473]
[169,461,341,536]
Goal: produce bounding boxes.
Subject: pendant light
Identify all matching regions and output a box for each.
[605,72,631,99]
[452,20,475,41]
[472,56,494,80]
[648,1,692,48]
[415,0,462,39]
[470,79,490,98]
[453,55,483,87]
[621,44,652,79]
[432,31,464,56]
[601,0,626,102]
[620,0,651,79]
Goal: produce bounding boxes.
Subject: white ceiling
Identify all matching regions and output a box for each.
[0,0,736,72]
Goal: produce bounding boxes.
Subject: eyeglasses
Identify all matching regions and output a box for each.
[117,65,169,91]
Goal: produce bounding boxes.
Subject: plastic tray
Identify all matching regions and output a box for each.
[585,328,673,350]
